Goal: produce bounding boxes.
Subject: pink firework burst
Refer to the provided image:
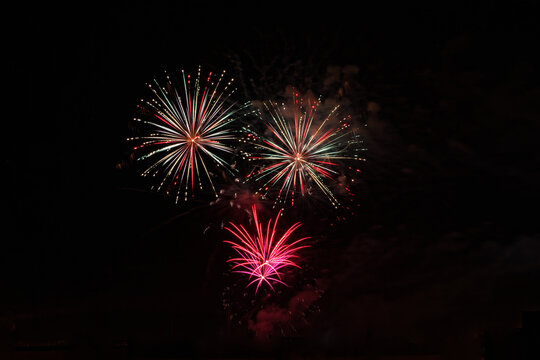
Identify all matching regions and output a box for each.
[224,205,309,293]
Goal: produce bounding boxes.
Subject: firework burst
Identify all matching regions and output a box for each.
[224,205,309,293]
[128,66,246,203]
[243,91,364,208]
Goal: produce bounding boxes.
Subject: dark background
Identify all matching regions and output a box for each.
[3,1,540,359]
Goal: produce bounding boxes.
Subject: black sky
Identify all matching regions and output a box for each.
[3,2,540,359]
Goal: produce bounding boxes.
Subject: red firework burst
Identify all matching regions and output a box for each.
[224,205,309,293]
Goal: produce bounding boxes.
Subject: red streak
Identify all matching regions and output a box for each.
[153,114,175,129]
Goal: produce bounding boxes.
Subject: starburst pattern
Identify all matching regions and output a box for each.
[128,66,245,202]
[244,91,363,208]
[224,205,309,293]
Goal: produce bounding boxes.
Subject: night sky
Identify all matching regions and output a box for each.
[3,2,540,359]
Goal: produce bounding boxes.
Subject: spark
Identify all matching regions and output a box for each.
[224,205,309,293]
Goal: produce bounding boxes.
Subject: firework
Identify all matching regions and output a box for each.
[128,66,245,203]
[224,205,309,293]
[244,91,364,208]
